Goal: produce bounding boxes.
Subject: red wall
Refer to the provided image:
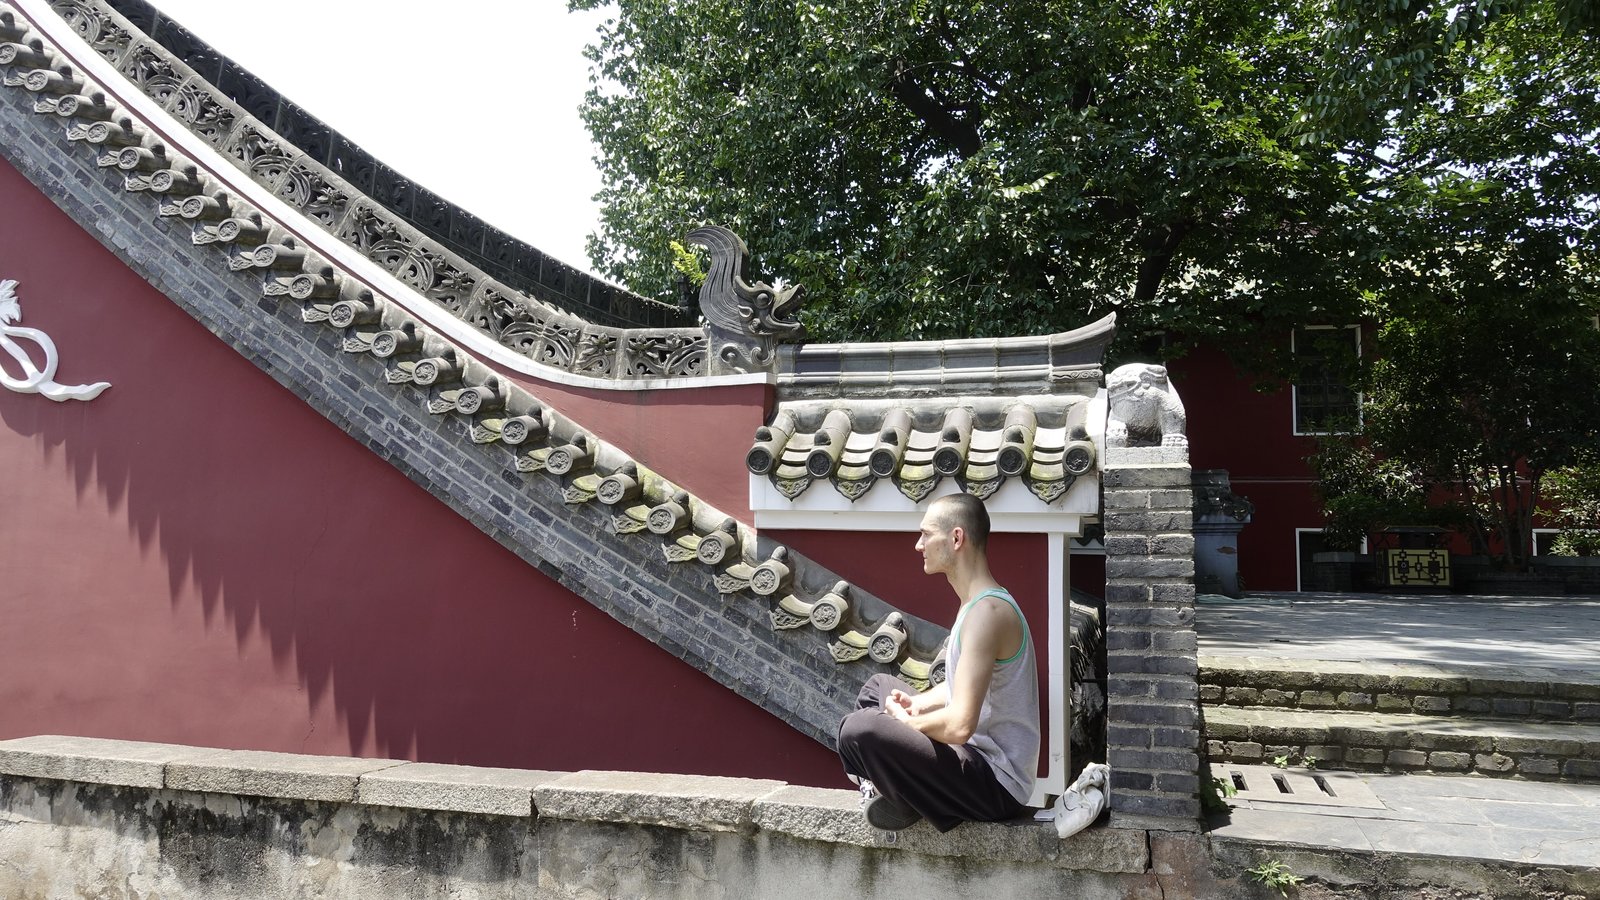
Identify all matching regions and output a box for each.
[494,372,769,524]
[0,154,843,786]
[1168,346,1326,591]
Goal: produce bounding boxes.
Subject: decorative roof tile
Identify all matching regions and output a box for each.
[749,396,1099,504]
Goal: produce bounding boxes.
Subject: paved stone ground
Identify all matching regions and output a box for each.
[1199,591,1600,873]
[1209,769,1600,869]
[1196,592,1600,672]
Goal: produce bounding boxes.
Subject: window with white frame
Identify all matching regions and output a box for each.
[1295,527,1369,591]
[1292,326,1361,435]
[1532,529,1561,556]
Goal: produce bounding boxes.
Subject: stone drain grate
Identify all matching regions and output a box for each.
[1220,765,1386,809]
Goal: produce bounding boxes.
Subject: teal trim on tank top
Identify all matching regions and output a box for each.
[953,587,1030,666]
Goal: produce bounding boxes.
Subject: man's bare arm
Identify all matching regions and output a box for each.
[886,681,949,717]
[885,598,1018,744]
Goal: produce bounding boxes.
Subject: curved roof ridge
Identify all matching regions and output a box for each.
[97,0,690,332]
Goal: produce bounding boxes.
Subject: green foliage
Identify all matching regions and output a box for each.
[1359,302,1600,569]
[571,0,1365,357]
[1202,772,1238,814]
[1247,859,1306,897]
[1310,432,1439,551]
[668,240,707,287]
[1300,0,1600,145]
[571,0,1600,426]
[1542,462,1600,556]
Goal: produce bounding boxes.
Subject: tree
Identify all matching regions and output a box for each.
[1542,461,1600,556]
[572,0,1367,356]
[1316,0,1600,570]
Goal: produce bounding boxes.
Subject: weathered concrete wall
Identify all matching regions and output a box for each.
[0,736,1180,900]
[6,736,1596,900]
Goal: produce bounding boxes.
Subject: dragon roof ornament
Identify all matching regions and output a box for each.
[687,225,805,375]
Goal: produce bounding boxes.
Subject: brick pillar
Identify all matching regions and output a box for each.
[1102,447,1201,831]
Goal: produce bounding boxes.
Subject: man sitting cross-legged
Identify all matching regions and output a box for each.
[836,492,1040,832]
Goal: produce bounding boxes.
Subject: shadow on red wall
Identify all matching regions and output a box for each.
[0,154,842,786]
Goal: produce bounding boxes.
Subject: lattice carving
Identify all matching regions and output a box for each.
[278,162,349,227]
[51,1,130,62]
[117,43,182,106]
[536,322,580,369]
[168,82,236,146]
[625,333,706,378]
[227,124,293,187]
[574,331,616,375]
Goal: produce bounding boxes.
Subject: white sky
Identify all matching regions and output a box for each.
[148,1,611,276]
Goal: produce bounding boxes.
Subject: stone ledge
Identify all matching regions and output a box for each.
[164,749,408,803]
[357,762,565,817]
[0,734,209,789]
[751,785,1150,873]
[0,736,1151,869]
[533,770,784,833]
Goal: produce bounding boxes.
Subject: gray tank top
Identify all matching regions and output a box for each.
[946,587,1040,805]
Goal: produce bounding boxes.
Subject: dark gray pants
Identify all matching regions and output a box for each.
[836,673,1028,832]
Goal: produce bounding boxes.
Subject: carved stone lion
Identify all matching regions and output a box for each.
[1105,363,1187,448]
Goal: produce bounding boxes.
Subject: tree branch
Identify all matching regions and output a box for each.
[1131,221,1196,303]
[886,59,984,159]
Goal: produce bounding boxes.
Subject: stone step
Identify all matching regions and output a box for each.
[1200,655,1600,723]
[1203,705,1600,782]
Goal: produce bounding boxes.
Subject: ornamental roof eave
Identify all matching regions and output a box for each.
[746,389,1109,510]
[17,0,715,386]
[774,313,1115,402]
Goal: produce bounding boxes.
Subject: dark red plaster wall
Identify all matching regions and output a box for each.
[1169,346,1325,590]
[0,154,842,786]
[492,371,769,525]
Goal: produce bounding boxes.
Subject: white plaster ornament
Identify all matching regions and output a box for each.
[0,279,110,402]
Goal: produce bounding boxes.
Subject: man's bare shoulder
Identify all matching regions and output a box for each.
[961,591,1024,657]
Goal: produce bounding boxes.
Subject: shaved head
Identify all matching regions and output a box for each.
[929,493,990,552]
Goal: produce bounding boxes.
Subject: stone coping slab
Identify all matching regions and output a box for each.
[0,736,1143,871]
[751,785,1149,873]
[357,763,566,817]
[533,770,784,833]
[164,749,408,803]
[0,734,215,789]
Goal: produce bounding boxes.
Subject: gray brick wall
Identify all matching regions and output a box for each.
[0,81,860,747]
[1101,456,1202,830]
